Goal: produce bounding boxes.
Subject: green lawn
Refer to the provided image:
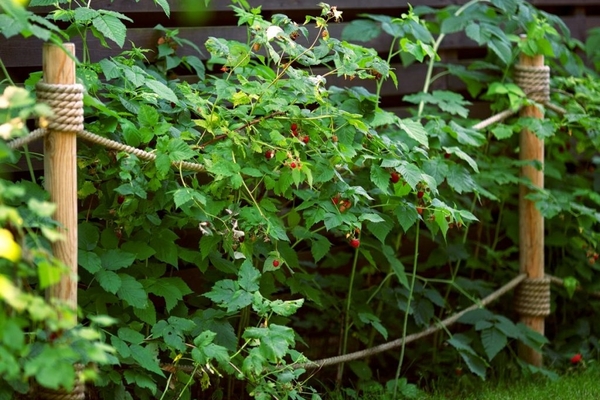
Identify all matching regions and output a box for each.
[422,365,600,400]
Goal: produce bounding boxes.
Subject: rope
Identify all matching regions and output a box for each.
[36,364,86,400]
[6,127,47,149]
[514,64,550,103]
[36,81,84,133]
[471,108,518,131]
[514,276,551,317]
[296,273,527,370]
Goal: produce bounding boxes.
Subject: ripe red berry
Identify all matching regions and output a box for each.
[416,206,424,215]
[291,123,298,131]
[302,136,309,144]
[417,191,424,199]
[349,238,360,249]
[117,195,125,204]
[332,197,340,205]
[290,162,297,169]
[571,353,582,364]
[444,153,451,159]
[273,259,280,267]
[390,171,400,184]
[265,149,275,160]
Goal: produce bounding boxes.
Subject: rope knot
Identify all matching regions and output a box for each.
[36,81,84,133]
[514,276,551,317]
[514,64,550,103]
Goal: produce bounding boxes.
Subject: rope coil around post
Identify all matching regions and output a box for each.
[36,81,84,133]
[514,64,551,103]
[514,276,551,317]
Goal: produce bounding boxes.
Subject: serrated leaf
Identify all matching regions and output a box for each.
[458,308,494,325]
[145,80,178,103]
[394,203,419,233]
[341,19,382,42]
[400,119,428,148]
[227,290,253,313]
[117,274,148,309]
[92,13,126,47]
[79,250,102,273]
[366,214,393,243]
[96,269,122,294]
[153,0,170,17]
[144,277,191,312]
[311,234,331,263]
[238,259,260,292]
[270,299,304,317]
[383,245,408,288]
[459,350,487,379]
[443,146,479,173]
[100,249,136,271]
[359,312,389,340]
[446,164,477,194]
[370,164,390,194]
[129,344,165,377]
[121,241,156,260]
[398,162,423,190]
[118,327,145,344]
[481,327,507,361]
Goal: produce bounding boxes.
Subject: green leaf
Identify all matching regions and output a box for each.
[446,164,477,194]
[168,138,197,161]
[358,312,388,340]
[138,104,160,127]
[153,0,170,17]
[117,274,148,309]
[342,19,382,42]
[459,350,487,379]
[79,250,102,273]
[269,299,304,317]
[123,370,157,394]
[365,214,393,243]
[370,164,390,194]
[129,344,165,377]
[238,259,260,292]
[398,162,423,190]
[78,222,99,250]
[443,146,479,173]
[383,245,408,288]
[458,308,494,325]
[145,80,178,103]
[400,119,428,148]
[394,202,419,233]
[96,269,122,294]
[311,234,331,263]
[100,249,136,270]
[227,290,253,313]
[205,279,237,305]
[118,327,145,344]
[144,277,192,312]
[121,241,156,260]
[92,13,127,47]
[491,124,514,140]
[481,327,507,361]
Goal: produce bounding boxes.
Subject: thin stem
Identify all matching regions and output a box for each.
[337,234,361,385]
[393,222,420,399]
[417,0,488,117]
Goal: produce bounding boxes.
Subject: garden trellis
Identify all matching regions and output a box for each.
[5,37,587,396]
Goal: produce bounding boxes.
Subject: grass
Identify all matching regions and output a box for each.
[421,364,600,400]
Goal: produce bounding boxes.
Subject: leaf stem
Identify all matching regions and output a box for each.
[393,222,419,399]
[337,231,361,385]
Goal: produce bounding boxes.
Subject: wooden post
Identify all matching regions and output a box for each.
[518,51,545,367]
[43,43,78,326]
